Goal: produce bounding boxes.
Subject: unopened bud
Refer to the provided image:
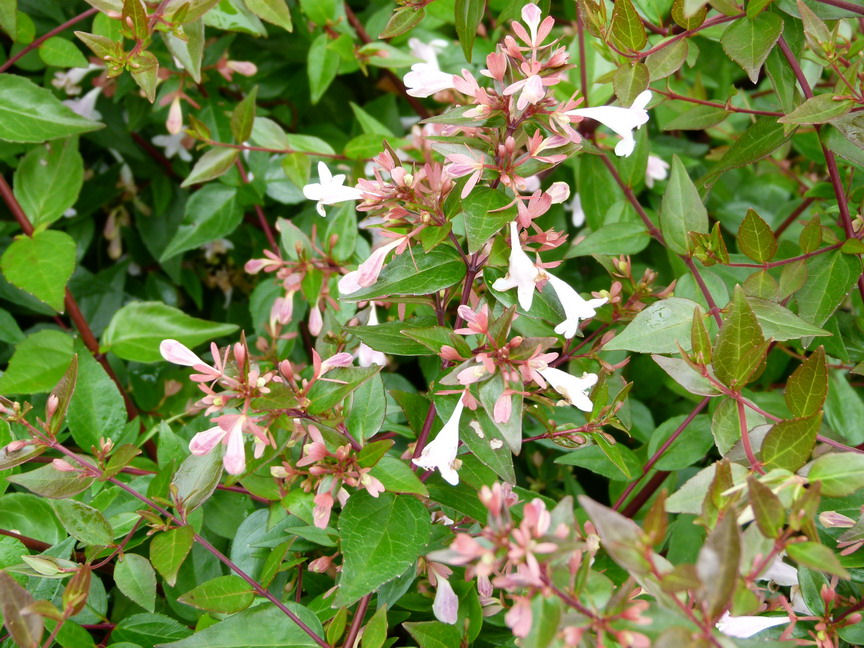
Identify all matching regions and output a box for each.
[45,394,60,421]
[52,458,77,472]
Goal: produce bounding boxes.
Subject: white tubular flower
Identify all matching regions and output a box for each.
[759,557,798,587]
[52,64,101,95]
[521,3,543,45]
[645,154,669,188]
[152,132,192,161]
[63,87,102,121]
[537,367,597,412]
[566,192,585,227]
[566,90,653,157]
[302,162,362,217]
[432,574,459,625]
[404,63,456,98]
[492,221,540,311]
[545,274,607,339]
[716,613,791,639]
[413,398,464,486]
[338,237,404,295]
[408,38,448,65]
[357,305,386,367]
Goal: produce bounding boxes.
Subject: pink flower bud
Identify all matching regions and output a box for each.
[166,96,183,135]
[308,302,323,336]
[160,339,206,367]
[45,394,60,420]
[52,458,76,472]
[226,60,257,76]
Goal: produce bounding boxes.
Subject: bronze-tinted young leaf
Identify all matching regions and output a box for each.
[796,0,830,54]
[454,0,484,62]
[712,286,766,388]
[785,347,827,418]
[47,354,77,435]
[779,95,854,125]
[578,496,650,574]
[737,209,777,263]
[760,412,821,472]
[0,570,43,648]
[609,0,646,52]
[696,512,740,619]
[690,222,730,266]
[61,566,91,617]
[702,459,734,527]
[747,476,785,539]
[7,462,94,498]
[613,62,649,105]
[690,306,711,365]
[129,50,159,102]
[643,490,668,546]
[230,86,258,144]
[122,0,149,39]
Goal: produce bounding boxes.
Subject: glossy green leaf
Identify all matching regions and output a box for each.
[163,185,241,258]
[67,349,125,450]
[609,0,646,51]
[747,297,830,341]
[721,12,783,83]
[0,329,73,394]
[7,463,94,499]
[737,209,776,263]
[334,491,431,606]
[747,476,785,538]
[713,286,765,388]
[38,36,88,67]
[178,575,254,613]
[307,32,339,104]
[808,452,864,497]
[245,0,292,31]
[568,222,651,257]
[455,0,484,61]
[760,413,821,472]
[463,187,517,254]
[181,148,240,188]
[343,246,466,300]
[796,251,861,327]
[1,230,76,311]
[604,298,701,353]
[784,346,827,418]
[115,554,157,612]
[779,94,855,125]
[101,301,239,363]
[660,156,708,254]
[51,499,113,546]
[786,542,848,579]
[0,74,103,142]
[150,526,194,587]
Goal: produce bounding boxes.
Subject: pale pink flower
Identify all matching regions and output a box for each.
[566,90,653,157]
[320,352,353,374]
[504,74,546,111]
[506,597,533,638]
[413,397,464,485]
[63,87,102,121]
[493,392,512,423]
[432,573,459,625]
[445,149,486,199]
[645,154,669,188]
[338,237,405,295]
[188,415,247,475]
[546,181,570,204]
[357,305,386,367]
[160,339,208,368]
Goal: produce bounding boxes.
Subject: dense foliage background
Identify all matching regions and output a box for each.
[1,0,864,646]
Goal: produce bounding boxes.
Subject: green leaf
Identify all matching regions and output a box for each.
[172,449,224,512]
[181,148,240,188]
[343,246,467,301]
[404,621,462,648]
[567,222,651,257]
[0,329,73,394]
[747,476,785,538]
[0,0,16,38]
[604,297,701,353]
[352,318,441,355]
[720,12,783,83]
[784,346,827,418]
[163,19,204,82]
[463,187,516,254]
[796,251,861,327]
[460,402,517,482]
[129,50,159,103]
[150,526,194,587]
[101,301,239,363]
[0,74,103,142]
[178,575,254,613]
[660,156,708,254]
[245,0,293,31]
[610,0,647,51]
[1,230,76,311]
[808,452,864,497]
[7,463,94,499]
[379,6,424,39]
[613,62,649,106]
[578,496,650,573]
[13,138,83,227]
[346,373,387,440]
[779,94,854,125]
[334,491,431,606]
[307,32,339,104]
[299,0,336,24]
[646,39,688,80]
[696,512,740,617]
[361,605,388,648]
[786,542,848,579]
[38,36,88,68]
[647,413,714,470]
[230,86,258,144]
[478,373,522,454]
[112,613,191,646]
[51,499,114,546]
[455,0,485,61]
[825,370,864,446]
[67,349,126,450]
[760,413,821,471]
[557,443,642,481]
[307,366,381,414]
[115,554,157,612]
[737,209,776,263]
[369,455,429,496]
[713,286,766,388]
[158,603,323,647]
[163,185,241,259]
[746,297,831,341]
[700,118,791,188]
